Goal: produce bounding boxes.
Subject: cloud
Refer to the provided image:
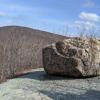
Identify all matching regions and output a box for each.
[0,12,7,17]
[0,3,33,13]
[74,12,100,32]
[83,0,95,7]
[79,12,100,22]
[7,4,33,12]
[75,20,96,30]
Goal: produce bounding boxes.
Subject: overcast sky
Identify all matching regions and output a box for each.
[0,0,100,36]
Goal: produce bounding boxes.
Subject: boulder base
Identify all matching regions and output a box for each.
[42,38,100,77]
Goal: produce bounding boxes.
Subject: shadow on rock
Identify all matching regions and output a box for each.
[39,89,100,100]
[17,70,76,81]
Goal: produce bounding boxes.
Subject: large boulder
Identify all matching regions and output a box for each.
[42,38,100,77]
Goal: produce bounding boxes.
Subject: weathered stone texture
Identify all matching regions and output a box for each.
[43,38,100,77]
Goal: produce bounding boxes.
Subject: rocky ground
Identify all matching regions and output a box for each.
[0,68,100,100]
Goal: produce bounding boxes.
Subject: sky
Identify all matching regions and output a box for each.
[0,0,100,36]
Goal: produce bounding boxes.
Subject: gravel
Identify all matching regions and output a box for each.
[0,68,100,100]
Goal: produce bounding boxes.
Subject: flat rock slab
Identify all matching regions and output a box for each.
[0,68,100,100]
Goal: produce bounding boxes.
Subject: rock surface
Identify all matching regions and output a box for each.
[0,68,100,100]
[43,38,100,77]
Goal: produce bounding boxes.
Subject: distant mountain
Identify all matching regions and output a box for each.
[0,26,66,77]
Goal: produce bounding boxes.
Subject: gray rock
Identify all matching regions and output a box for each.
[42,38,100,77]
[1,68,100,100]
